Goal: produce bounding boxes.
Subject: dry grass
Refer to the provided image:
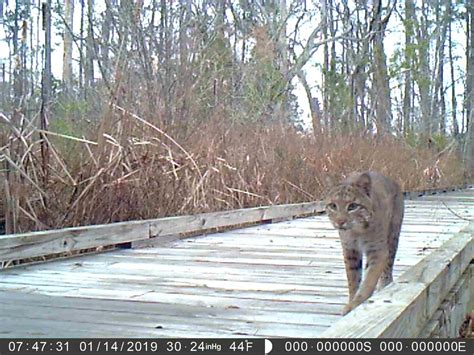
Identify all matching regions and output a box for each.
[0,109,467,234]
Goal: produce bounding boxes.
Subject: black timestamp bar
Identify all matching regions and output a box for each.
[1,339,263,355]
[270,339,474,355]
[2,338,473,355]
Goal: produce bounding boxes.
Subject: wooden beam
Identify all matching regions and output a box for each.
[418,265,472,337]
[320,224,473,338]
[403,184,472,200]
[0,201,324,262]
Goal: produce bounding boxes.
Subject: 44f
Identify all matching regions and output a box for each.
[230,340,253,352]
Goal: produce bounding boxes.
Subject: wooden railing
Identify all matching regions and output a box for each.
[0,184,471,265]
[0,201,324,263]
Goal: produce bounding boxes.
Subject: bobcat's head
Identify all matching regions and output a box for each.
[325,172,374,232]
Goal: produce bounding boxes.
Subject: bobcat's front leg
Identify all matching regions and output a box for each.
[342,246,362,300]
[340,240,362,315]
[342,249,387,315]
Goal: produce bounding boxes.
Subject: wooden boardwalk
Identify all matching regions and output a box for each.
[0,188,472,338]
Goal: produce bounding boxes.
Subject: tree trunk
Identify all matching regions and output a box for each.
[297,69,320,135]
[12,0,23,111]
[371,0,393,135]
[85,0,95,90]
[403,0,414,135]
[41,0,52,203]
[42,1,52,106]
[101,0,113,77]
[79,0,85,91]
[321,0,330,131]
[431,0,449,135]
[465,0,474,177]
[62,0,75,94]
[465,3,471,135]
[416,0,433,136]
[274,0,289,122]
[448,3,459,137]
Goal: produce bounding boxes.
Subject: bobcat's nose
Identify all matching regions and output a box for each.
[334,219,349,230]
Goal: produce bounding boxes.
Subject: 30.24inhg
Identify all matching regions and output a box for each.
[166,340,255,352]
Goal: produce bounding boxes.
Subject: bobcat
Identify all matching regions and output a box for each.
[325,171,404,315]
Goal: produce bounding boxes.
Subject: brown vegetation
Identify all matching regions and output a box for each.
[0,109,466,234]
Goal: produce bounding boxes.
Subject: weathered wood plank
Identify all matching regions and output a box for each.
[418,266,472,337]
[0,317,181,338]
[403,185,472,200]
[0,299,330,338]
[0,298,338,330]
[0,252,428,276]
[0,272,349,296]
[230,224,466,235]
[0,281,349,309]
[0,289,343,319]
[0,260,407,286]
[0,202,324,262]
[0,315,324,338]
[0,222,150,262]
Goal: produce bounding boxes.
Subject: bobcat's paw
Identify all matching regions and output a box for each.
[341,303,354,315]
[342,297,365,315]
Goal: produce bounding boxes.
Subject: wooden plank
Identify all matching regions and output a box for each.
[178,233,453,248]
[320,225,473,338]
[148,202,325,236]
[0,251,427,275]
[0,317,182,338]
[0,315,324,338]
[0,280,349,310]
[0,272,348,296]
[0,258,407,285]
[418,266,472,337]
[0,223,149,263]
[101,245,447,261]
[403,185,472,200]
[0,201,324,262]
[412,201,470,207]
[0,299,330,338]
[418,309,443,337]
[0,289,343,320]
[0,297,338,330]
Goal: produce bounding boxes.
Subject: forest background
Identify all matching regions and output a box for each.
[0,0,473,234]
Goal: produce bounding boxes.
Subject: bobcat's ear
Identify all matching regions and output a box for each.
[354,172,371,196]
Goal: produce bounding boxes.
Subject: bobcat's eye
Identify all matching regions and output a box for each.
[347,203,360,211]
[327,203,337,211]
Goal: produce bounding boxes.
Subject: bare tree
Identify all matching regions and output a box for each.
[465,0,474,176]
[62,0,74,94]
[448,1,459,137]
[403,0,415,135]
[370,0,394,135]
[85,0,95,91]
